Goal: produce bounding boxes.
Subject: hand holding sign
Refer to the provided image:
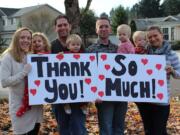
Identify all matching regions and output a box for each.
[27,53,168,105]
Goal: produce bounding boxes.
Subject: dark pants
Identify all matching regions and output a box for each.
[22,123,40,135]
[52,103,87,135]
[136,103,170,135]
[96,102,128,135]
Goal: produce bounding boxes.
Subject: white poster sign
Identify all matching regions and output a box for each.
[27,53,168,105]
[27,53,98,105]
[97,53,168,103]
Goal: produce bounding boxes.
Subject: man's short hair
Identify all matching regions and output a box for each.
[54,15,70,26]
[96,16,110,24]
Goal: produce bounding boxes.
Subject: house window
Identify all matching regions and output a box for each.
[171,27,174,41]
[11,18,13,25]
[162,28,169,40]
[2,20,5,25]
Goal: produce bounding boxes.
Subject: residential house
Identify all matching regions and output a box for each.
[132,14,180,42]
[0,4,63,46]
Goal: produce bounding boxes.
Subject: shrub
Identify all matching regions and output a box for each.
[171,40,180,50]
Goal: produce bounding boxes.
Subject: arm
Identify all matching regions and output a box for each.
[168,51,180,79]
[1,54,31,88]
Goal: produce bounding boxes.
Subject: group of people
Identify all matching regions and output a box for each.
[0,14,180,135]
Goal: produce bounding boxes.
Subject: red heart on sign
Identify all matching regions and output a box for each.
[30,89,37,96]
[56,54,64,60]
[85,78,91,85]
[157,93,163,100]
[98,91,104,97]
[73,54,80,60]
[146,69,153,75]
[34,80,40,87]
[156,64,162,70]
[101,54,107,61]
[91,86,97,93]
[104,64,111,70]
[141,58,148,65]
[158,80,164,86]
[89,55,95,61]
[99,75,105,80]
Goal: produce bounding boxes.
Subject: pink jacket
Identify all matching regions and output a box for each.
[117,41,135,54]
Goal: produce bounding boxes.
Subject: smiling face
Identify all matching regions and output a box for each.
[67,41,81,53]
[32,35,46,53]
[55,18,71,39]
[96,19,111,40]
[19,30,32,53]
[147,29,163,48]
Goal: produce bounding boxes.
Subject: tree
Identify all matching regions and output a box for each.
[110,6,128,34]
[129,20,137,34]
[24,12,55,40]
[64,0,92,34]
[133,0,163,18]
[161,0,180,16]
[130,3,141,19]
[80,8,96,46]
[0,34,7,48]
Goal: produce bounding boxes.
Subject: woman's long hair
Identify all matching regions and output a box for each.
[2,27,32,62]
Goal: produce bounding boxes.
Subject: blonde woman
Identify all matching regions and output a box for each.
[0,27,43,135]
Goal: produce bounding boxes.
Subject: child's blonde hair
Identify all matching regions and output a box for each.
[133,31,146,43]
[1,27,32,62]
[32,32,50,53]
[117,24,131,38]
[66,34,82,46]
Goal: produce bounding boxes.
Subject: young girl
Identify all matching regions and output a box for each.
[117,24,135,54]
[133,31,148,54]
[1,27,43,135]
[31,32,51,54]
[16,32,50,117]
[63,34,88,115]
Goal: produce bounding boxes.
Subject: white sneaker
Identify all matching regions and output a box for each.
[81,107,88,115]
[64,104,71,114]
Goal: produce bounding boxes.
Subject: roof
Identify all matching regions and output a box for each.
[0,7,20,16]
[11,4,43,17]
[0,4,62,18]
[11,4,62,17]
[133,13,180,30]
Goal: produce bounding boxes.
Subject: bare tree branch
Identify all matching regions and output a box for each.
[80,0,92,19]
[64,0,92,34]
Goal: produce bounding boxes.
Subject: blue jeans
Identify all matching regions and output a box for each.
[136,103,170,135]
[52,103,87,135]
[96,101,128,135]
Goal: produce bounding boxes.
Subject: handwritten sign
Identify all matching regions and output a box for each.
[27,53,97,105]
[27,53,168,105]
[97,53,168,103]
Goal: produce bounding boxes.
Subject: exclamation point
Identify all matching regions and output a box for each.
[152,79,156,98]
[80,80,84,98]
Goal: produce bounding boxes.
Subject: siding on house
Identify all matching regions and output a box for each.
[133,14,180,42]
[0,4,63,46]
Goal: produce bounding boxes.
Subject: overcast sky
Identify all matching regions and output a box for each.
[0,0,141,16]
